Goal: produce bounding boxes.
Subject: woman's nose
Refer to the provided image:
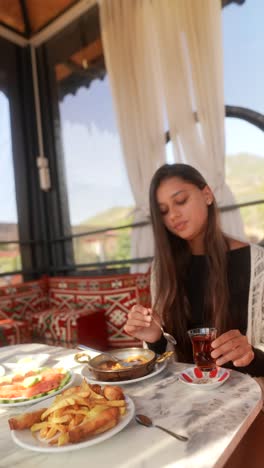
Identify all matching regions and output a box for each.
[169,206,181,220]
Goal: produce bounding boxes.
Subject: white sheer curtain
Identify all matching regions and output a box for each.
[100,0,246,270]
[100,0,166,272]
[152,0,245,239]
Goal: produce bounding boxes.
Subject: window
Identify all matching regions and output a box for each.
[223,0,264,114]
[53,15,135,267]
[0,91,21,284]
[223,0,264,243]
[225,117,264,243]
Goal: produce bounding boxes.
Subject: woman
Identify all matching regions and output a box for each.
[125,163,264,377]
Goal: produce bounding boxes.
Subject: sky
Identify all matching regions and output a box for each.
[0,0,264,224]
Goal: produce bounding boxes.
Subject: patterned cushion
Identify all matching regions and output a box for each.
[48,273,151,348]
[31,308,108,350]
[0,280,48,321]
[0,309,8,320]
[0,319,32,347]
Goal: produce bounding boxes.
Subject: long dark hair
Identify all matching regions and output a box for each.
[149,163,230,361]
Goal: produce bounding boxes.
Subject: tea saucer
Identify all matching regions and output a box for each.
[179,366,230,390]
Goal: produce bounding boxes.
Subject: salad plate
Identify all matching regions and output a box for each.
[0,368,74,407]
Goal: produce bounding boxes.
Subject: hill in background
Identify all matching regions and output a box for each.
[74,152,264,228]
[81,206,133,228]
[226,152,264,201]
[226,152,264,241]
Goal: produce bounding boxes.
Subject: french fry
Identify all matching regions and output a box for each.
[48,415,71,424]
[89,399,125,407]
[61,386,81,397]
[39,426,49,439]
[119,407,126,416]
[74,414,85,425]
[45,426,58,440]
[31,422,49,432]
[41,397,76,419]
[58,432,70,446]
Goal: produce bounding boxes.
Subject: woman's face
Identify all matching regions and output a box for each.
[156,176,213,244]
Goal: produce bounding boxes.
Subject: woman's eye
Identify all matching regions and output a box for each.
[175,198,187,205]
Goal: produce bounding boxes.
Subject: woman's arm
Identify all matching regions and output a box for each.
[234,347,264,377]
[147,335,167,355]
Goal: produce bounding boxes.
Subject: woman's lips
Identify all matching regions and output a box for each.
[172,221,188,232]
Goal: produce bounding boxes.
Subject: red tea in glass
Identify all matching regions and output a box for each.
[188,328,217,372]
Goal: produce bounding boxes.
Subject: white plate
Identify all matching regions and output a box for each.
[0,370,74,407]
[0,365,5,377]
[81,361,167,385]
[179,366,230,390]
[4,354,49,373]
[11,395,135,452]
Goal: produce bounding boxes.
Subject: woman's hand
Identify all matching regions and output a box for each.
[211,329,255,367]
[124,305,162,343]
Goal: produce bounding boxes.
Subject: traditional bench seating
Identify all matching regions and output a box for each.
[0,272,151,350]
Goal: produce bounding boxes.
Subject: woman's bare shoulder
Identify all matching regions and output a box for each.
[227,237,249,251]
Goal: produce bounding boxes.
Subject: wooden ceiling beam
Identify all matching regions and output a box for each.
[0,0,97,46]
[31,0,97,46]
[19,0,31,37]
[0,23,28,45]
[0,0,246,47]
[222,0,246,6]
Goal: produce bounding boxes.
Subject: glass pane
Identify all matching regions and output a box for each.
[225,117,264,243]
[223,0,264,114]
[57,49,135,265]
[0,91,22,284]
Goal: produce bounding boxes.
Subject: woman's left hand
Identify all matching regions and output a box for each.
[211,329,255,367]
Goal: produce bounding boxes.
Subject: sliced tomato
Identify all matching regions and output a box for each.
[0,368,67,399]
[0,384,25,398]
[24,379,60,397]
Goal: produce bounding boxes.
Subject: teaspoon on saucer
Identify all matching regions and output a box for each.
[152,317,177,345]
[135,414,188,442]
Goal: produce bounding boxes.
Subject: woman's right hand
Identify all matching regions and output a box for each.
[124,304,162,343]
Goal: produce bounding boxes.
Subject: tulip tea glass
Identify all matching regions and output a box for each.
[188,327,217,378]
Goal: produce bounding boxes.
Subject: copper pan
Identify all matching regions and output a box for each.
[74,347,173,382]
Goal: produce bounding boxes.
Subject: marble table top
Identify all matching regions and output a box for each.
[0,343,262,468]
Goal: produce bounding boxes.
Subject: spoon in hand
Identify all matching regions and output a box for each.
[152,316,177,345]
[135,414,188,442]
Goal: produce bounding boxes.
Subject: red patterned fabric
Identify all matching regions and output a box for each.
[31,307,108,350]
[0,273,151,349]
[48,272,151,348]
[0,319,32,346]
[0,280,48,321]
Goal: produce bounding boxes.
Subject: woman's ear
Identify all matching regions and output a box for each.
[202,186,214,205]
